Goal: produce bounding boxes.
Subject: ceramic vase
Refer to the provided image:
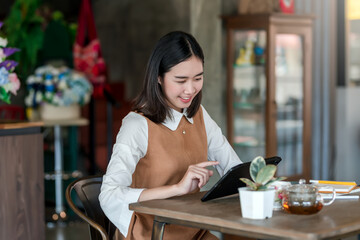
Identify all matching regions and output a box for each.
[238,187,275,219]
[40,103,80,120]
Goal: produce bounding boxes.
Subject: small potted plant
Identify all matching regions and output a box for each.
[238,156,286,219]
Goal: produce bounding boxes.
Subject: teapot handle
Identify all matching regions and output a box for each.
[320,187,336,206]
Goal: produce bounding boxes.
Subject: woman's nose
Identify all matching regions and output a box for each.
[184,81,196,94]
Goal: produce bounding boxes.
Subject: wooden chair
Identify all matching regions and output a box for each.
[65,175,116,240]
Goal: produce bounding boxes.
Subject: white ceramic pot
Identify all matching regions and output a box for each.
[40,103,80,120]
[238,187,275,219]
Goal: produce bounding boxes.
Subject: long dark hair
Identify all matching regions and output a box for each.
[132,31,204,123]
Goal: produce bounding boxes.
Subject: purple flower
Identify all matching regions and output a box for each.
[0,60,18,71]
[0,22,3,29]
[3,47,20,57]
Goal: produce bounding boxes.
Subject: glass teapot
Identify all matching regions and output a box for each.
[282,179,336,215]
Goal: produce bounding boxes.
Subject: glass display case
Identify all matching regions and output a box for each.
[346,0,360,86]
[223,14,313,180]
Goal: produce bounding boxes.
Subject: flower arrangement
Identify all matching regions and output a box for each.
[0,22,21,104]
[240,156,286,191]
[25,65,93,107]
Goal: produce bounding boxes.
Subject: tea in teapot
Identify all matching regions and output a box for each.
[282,179,336,215]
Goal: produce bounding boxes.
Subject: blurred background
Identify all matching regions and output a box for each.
[1,0,360,239]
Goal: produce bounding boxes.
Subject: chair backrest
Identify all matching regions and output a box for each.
[66,175,116,240]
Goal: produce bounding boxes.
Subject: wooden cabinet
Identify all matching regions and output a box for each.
[223,14,313,180]
[0,123,44,240]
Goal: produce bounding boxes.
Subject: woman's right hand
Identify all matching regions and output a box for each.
[175,161,219,195]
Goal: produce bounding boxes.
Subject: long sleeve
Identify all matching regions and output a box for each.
[201,105,242,176]
[99,112,148,237]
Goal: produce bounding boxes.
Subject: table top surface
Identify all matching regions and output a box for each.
[0,121,43,130]
[129,191,360,240]
[0,118,89,129]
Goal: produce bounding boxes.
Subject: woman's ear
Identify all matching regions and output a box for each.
[158,77,162,85]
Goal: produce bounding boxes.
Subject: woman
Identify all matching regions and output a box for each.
[100,31,241,240]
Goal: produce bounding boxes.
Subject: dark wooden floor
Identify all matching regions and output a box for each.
[45,204,89,240]
[46,221,89,240]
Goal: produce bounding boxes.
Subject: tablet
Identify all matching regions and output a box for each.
[201,156,282,202]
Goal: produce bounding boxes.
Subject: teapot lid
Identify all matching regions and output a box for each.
[287,179,317,193]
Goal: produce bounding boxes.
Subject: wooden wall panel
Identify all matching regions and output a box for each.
[0,132,44,240]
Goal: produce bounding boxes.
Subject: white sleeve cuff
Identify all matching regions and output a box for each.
[118,188,144,238]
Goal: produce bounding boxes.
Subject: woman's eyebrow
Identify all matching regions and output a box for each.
[175,72,204,79]
[195,72,204,77]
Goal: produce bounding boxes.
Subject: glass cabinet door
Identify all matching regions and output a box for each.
[224,14,313,180]
[275,34,304,177]
[232,30,267,162]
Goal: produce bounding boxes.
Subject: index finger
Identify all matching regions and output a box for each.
[196,161,219,168]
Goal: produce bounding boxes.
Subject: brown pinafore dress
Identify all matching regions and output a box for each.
[114,108,218,240]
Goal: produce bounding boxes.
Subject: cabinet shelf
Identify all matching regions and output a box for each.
[224,14,313,180]
[233,64,265,68]
[234,141,265,148]
[233,102,264,110]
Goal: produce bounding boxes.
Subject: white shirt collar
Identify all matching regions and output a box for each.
[162,108,194,131]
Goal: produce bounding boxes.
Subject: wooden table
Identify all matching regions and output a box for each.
[129,191,360,240]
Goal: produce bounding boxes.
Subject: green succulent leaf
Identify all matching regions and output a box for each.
[257,185,269,191]
[255,165,276,185]
[273,176,287,182]
[250,156,266,181]
[263,177,287,188]
[240,178,257,190]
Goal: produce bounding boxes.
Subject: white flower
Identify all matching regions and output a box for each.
[57,79,67,90]
[51,67,60,76]
[52,95,62,105]
[0,37,8,47]
[84,93,90,104]
[26,76,36,84]
[35,91,43,103]
[25,94,32,106]
[35,76,43,83]
[0,48,6,62]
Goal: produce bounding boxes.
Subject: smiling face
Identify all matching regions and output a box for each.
[158,56,204,112]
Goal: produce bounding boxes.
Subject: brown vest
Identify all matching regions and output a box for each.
[120,108,217,240]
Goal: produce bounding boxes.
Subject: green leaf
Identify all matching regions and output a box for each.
[250,156,266,181]
[257,185,269,191]
[3,0,44,79]
[255,165,276,185]
[0,87,11,104]
[274,176,287,182]
[263,177,287,188]
[240,178,257,190]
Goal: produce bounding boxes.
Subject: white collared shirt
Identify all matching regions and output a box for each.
[99,105,241,237]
